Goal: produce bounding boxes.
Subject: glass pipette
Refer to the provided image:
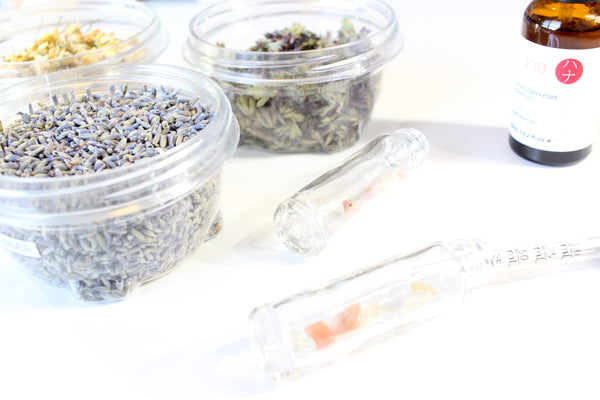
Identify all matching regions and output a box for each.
[248,236,600,379]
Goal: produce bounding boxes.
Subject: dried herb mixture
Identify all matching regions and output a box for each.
[221,18,380,153]
[2,22,120,62]
[249,18,368,51]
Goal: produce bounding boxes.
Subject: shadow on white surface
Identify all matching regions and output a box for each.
[0,252,96,312]
[231,146,294,159]
[194,337,276,397]
[233,222,305,266]
[364,119,533,166]
[132,336,276,399]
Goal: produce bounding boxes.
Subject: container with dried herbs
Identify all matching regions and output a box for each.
[0,63,239,302]
[183,0,403,153]
[2,22,120,63]
[0,0,167,85]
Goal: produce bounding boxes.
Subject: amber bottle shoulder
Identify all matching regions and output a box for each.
[523,1,600,48]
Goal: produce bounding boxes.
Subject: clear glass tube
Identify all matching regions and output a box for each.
[274,128,428,256]
[489,236,600,283]
[248,238,490,380]
[248,236,600,379]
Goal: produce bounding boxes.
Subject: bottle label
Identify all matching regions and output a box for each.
[509,37,600,152]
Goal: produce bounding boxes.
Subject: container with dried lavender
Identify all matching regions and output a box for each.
[0,0,168,87]
[183,0,402,153]
[0,63,239,302]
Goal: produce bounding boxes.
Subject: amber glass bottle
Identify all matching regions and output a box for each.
[509,0,600,165]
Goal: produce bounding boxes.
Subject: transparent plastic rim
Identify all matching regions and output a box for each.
[0,0,168,79]
[0,63,240,226]
[183,0,403,85]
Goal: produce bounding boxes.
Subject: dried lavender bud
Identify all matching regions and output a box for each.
[0,183,221,302]
[0,85,222,302]
[222,18,378,153]
[0,84,214,177]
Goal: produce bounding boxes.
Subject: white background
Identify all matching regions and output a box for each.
[1,0,600,399]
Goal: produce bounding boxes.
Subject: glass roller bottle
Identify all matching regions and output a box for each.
[274,128,428,256]
[248,236,600,379]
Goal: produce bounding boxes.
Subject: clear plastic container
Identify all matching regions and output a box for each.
[183,0,403,153]
[0,0,168,87]
[0,63,239,302]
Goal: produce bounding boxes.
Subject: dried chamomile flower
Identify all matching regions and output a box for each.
[2,22,120,62]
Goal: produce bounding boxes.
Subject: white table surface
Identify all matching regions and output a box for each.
[2,0,600,399]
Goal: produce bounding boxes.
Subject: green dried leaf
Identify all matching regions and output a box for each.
[256,97,270,108]
[245,85,278,99]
